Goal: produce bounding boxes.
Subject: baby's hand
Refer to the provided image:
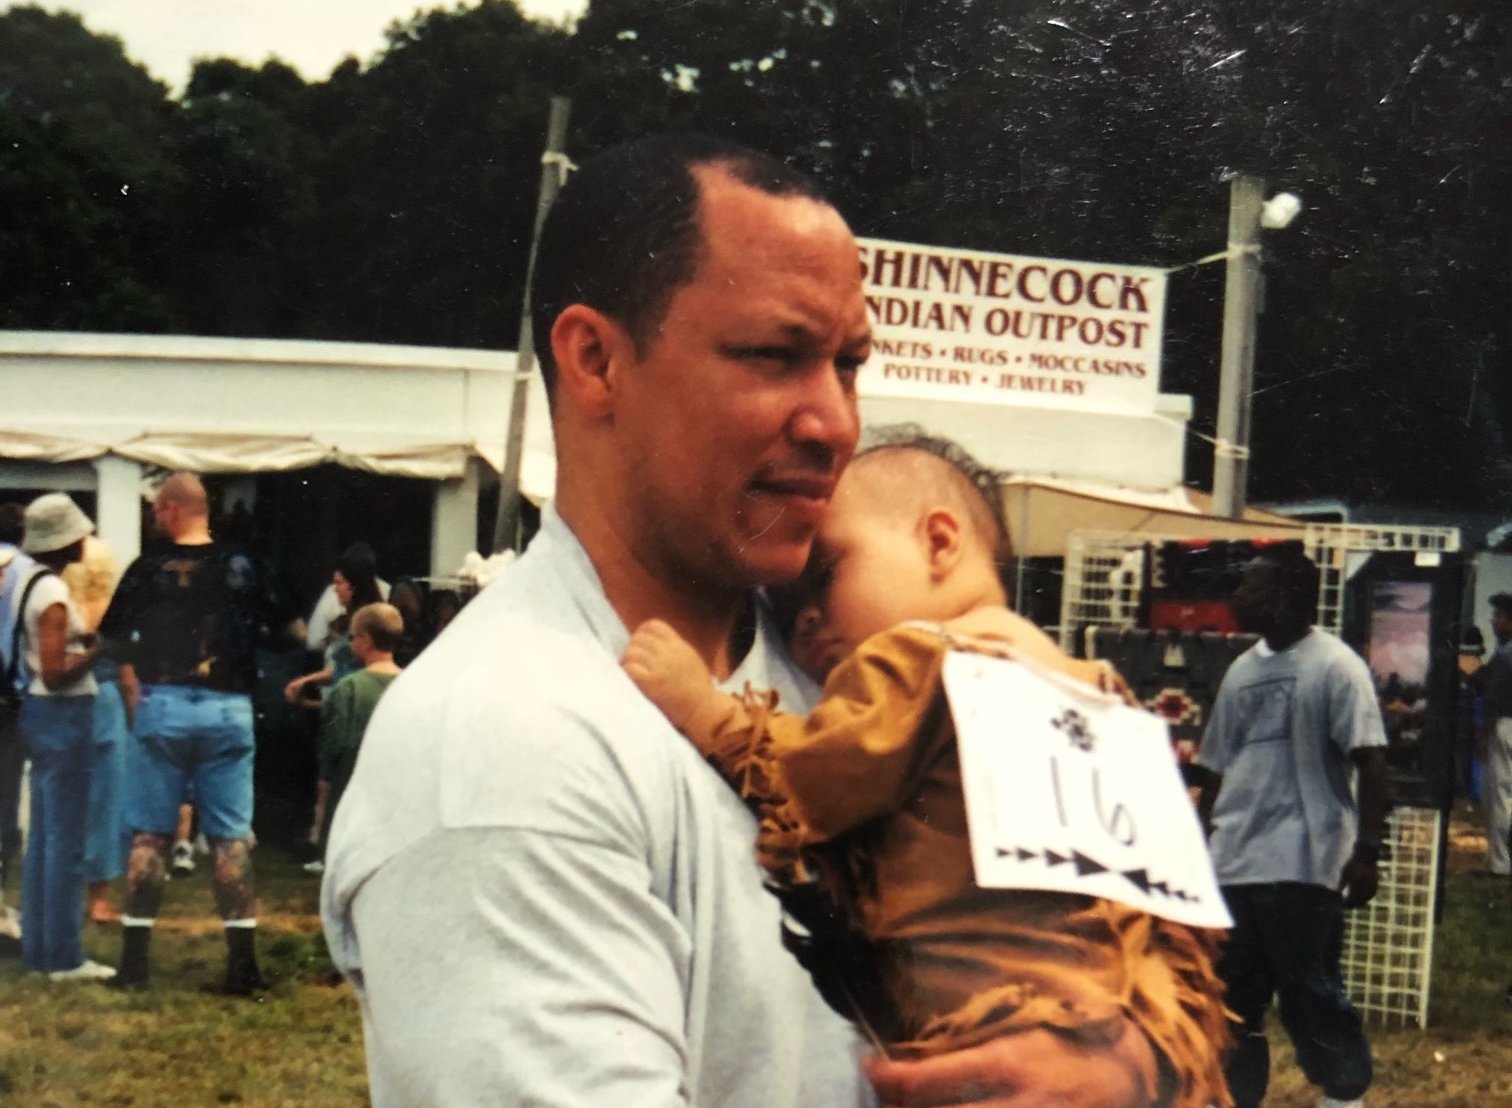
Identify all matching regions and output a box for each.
[622,619,719,730]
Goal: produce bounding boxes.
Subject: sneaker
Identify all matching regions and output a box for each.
[49,958,116,982]
[192,832,210,857]
[301,860,325,875]
[170,841,196,877]
[1320,1098,1364,1108]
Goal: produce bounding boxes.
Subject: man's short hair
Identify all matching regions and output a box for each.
[351,602,405,654]
[529,134,829,397]
[1490,592,1512,619]
[1253,541,1321,608]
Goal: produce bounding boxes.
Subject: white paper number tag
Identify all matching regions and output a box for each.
[943,651,1231,930]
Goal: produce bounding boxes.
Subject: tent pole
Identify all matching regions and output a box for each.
[492,96,572,553]
[1212,175,1264,519]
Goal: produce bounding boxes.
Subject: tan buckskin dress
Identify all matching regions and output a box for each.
[680,612,1232,1108]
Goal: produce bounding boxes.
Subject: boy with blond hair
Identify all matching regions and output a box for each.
[624,435,1230,1108]
[314,604,404,862]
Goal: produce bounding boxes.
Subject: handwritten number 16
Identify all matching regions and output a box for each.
[1049,757,1136,846]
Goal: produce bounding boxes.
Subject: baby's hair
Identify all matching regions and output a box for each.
[769,428,1009,642]
[351,602,405,654]
[853,425,1010,570]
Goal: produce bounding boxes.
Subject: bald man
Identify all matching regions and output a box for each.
[99,472,300,994]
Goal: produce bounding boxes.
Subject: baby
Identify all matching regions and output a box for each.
[622,436,1230,1108]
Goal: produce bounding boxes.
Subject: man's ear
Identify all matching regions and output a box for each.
[549,304,633,421]
[919,507,964,582]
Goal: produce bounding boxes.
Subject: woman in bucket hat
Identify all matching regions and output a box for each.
[14,493,111,979]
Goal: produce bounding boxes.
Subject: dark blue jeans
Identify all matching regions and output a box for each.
[0,707,24,886]
[1218,882,1373,1107]
[19,694,94,973]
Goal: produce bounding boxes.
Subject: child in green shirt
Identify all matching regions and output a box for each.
[314,603,403,863]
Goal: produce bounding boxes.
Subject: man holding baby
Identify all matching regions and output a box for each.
[323,134,1190,1107]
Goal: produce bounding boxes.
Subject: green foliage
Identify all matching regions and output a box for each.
[0,0,1507,506]
[0,5,179,330]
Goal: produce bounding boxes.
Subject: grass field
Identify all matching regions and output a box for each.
[0,809,1508,1107]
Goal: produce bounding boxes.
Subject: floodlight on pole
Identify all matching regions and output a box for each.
[1260,191,1302,230]
[1212,176,1301,519]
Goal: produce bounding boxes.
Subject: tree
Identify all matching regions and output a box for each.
[168,58,319,335]
[0,5,179,330]
[294,0,573,347]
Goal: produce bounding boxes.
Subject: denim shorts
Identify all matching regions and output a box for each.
[127,685,255,841]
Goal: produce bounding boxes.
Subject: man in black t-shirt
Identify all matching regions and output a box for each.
[99,472,300,994]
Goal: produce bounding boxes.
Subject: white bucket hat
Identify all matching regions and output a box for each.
[22,493,94,554]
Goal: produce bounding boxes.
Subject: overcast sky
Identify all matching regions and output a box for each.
[5,0,588,91]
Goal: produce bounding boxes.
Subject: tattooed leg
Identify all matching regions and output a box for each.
[122,831,169,920]
[211,838,257,921]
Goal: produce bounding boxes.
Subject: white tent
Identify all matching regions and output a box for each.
[0,331,550,572]
[3,330,1249,569]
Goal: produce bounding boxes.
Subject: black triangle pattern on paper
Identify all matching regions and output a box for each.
[1072,850,1107,877]
[994,847,1041,862]
[995,845,1203,905]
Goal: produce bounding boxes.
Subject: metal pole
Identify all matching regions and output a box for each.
[492,96,571,553]
[1212,174,1265,519]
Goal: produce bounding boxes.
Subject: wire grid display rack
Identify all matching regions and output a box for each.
[1059,523,1460,1028]
[1340,805,1441,1026]
[1060,523,1461,648]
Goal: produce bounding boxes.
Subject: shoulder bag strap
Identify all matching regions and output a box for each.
[6,567,56,690]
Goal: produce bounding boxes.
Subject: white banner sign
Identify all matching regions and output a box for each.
[943,651,1230,930]
[858,238,1167,414]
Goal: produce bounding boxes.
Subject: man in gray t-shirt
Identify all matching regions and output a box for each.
[1196,546,1388,1108]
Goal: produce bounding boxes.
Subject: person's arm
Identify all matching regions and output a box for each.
[1339,745,1390,909]
[1191,764,1223,839]
[331,656,740,1108]
[285,666,334,704]
[97,558,142,717]
[621,619,750,740]
[624,620,944,843]
[1331,655,1393,909]
[349,824,700,1106]
[35,601,100,692]
[1192,667,1239,838]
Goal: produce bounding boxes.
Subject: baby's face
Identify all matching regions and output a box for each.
[780,475,936,683]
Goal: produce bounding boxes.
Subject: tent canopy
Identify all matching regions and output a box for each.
[0,331,539,482]
[1001,475,1302,558]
